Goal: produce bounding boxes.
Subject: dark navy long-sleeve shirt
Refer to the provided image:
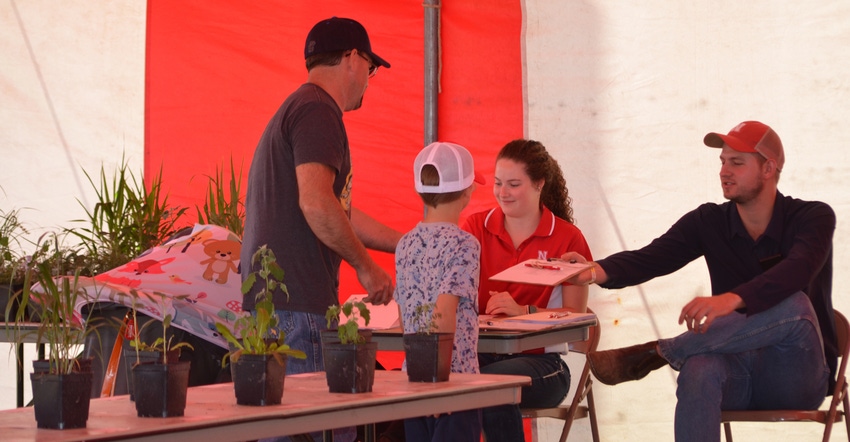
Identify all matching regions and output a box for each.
[597,191,837,381]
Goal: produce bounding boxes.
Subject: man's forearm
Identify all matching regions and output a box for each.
[302,197,372,271]
[351,207,403,253]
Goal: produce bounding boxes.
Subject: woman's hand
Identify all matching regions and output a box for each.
[485,291,526,316]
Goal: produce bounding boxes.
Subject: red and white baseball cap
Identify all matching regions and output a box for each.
[704,121,785,171]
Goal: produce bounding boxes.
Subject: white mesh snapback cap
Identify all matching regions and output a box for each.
[414,141,485,194]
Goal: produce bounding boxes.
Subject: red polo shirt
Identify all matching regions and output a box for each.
[462,206,593,315]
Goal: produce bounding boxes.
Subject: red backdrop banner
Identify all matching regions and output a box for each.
[146,0,523,366]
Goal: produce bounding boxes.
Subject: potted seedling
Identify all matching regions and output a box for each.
[0,207,31,321]
[215,245,306,406]
[402,303,454,382]
[5,232,102,429]
[118,301,164,401]
[130,291,194,417]
[323,300,378,393]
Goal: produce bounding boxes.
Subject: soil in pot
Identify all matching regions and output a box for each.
[30,370,93,429]
[132,361,191,417]
[403,333,454,382]
[320,329,373,345]
[323,341,378,393]
[232,353,288,406]
[32,357,94,374]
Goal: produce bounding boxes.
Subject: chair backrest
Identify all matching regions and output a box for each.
[829,309,849,398]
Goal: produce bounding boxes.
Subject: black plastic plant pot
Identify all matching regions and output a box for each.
[132,360,191,417]
[322,341,378,393]
[232,353,288,406]
[0,283,26,321]
[30,371,93,429]
[123,350,161,401]
[403,333,454,382]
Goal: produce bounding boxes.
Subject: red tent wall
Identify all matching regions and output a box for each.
[145,0,523,370]
[146,0,522,302]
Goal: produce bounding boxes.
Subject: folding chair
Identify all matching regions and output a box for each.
[521,308,601,442]
[722,309,850,442]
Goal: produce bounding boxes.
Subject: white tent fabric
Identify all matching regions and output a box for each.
[524,2,850,440]
[0,0,146,234]
[3,1,850,441]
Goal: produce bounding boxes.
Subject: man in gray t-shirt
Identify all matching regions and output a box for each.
[242,18,401,381]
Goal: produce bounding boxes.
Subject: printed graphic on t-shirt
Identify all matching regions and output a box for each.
[339,169,353,213]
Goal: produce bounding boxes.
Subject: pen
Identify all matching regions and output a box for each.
[547,257,578,264]
[525,263,561,271]
[549,312,571,318]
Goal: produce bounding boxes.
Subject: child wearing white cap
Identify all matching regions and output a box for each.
[393,141,485,441]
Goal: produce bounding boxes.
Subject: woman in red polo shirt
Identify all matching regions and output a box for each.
[462,138,593,442]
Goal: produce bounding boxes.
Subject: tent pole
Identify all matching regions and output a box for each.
[423,0,440,145]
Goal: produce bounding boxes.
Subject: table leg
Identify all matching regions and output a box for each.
[364,423,375,441]
[15,343,23,408]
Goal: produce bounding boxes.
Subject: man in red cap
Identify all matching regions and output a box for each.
[562,121,836,442]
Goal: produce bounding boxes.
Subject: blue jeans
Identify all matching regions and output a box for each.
[478,352,570,442]
[259,310,355,442]
[657,292,829,442]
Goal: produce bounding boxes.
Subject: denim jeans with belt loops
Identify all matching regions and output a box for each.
[657,292,829,442]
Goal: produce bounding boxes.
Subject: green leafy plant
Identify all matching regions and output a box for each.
[195,158,245,237]
[0,207,31,285]
[410,302,441,335]
[326,300,371,345]
[67,158,188,276]
[125,291,194,365]
[215,245,306,366]
[5,232,103,374]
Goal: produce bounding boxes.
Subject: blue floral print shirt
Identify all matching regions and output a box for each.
[394,222,480,374]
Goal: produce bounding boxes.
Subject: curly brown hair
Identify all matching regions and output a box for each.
[497,139,575,224]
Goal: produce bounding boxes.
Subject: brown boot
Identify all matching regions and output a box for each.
[587,341,668,385]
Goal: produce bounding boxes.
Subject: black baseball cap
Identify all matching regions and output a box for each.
[304,17,390,68]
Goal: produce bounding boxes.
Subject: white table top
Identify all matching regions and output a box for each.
[0,323,51,344]
[372,314,597,354]
[0,370,530,442]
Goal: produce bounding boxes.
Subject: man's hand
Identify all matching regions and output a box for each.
[485,291,525,316]
[296,163,395,305]
[358,260,395,305]
[559,251,605,286]
[679,293,744,333]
